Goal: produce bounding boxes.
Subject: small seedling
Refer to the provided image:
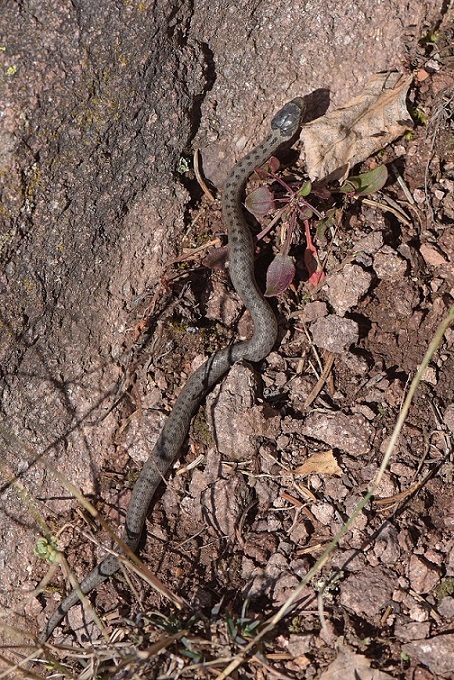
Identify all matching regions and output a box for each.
[34,536,60,564]
[419,29,438,45]
[244,159,388,295]
[177,156,191,174]
[225,600,262,644]
[410,107,428,126]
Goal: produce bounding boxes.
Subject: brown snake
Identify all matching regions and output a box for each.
[40,97,304,642]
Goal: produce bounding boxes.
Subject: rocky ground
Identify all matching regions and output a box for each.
[0,2,452,679]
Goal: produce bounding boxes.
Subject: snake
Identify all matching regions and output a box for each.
[39,97,304,642]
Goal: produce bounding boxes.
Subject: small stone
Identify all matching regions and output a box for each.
[243,532,278,563]
[299,300,328,323]
[425,58,441,72]
[330,548,366,572]
[310,502,335,526]
[394,620,431,642]
[200,474,249,536]
[340,566,394,617]
[373,247,408,281]
[310,315,359,354]
[425,549,443,567]
[438,596,454,620]
[430,277,443,292]
[443,192,454,219]
[420,243,448,267]
[208,363,279,460]
[301,411,373,455]
[409,603,429,622]
[413,188,425,204]
[286,634,312,656]
[416,68,430,82]
[443,403,454,434]
[341,352,369,375]
[354,230,384,255]
[408,554,441,594]
[321,646,394,680]
[352,404,375,420]
[402,634,454,678]
[205,279,240,324]
[421,365,437,385]
[373,522,400,563]
[325,264,372,315]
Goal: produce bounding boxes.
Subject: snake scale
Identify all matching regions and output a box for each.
[40,97,304,642]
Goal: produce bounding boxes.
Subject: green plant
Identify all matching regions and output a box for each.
[225,600,261,644]
[244,159,388,295]
[34,536,60,564]
[419,29,438,45]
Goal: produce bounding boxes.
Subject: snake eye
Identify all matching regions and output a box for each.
[271,97,305,137]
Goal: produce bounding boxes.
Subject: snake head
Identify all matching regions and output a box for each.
[271,97,305,139]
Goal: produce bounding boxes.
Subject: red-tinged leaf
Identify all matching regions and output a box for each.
[268,155,281,173]
[309,268,325,285]
[264,253,295,297]
[253,155,281,179]
[298,205,314,220]
[253,166,269,180]
[304,220,325,286]
[245,186,274,217]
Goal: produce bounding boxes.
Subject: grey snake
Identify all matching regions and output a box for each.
[40,97,304,642]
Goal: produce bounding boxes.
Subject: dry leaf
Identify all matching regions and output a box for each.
[293,449,342,477]
[301,72,413,179]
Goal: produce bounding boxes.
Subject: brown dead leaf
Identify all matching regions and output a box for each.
[320,645,393,680]
[293,449,342,477]
[301,72,413,179]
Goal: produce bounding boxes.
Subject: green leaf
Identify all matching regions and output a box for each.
[176,156,190,174]
[298,180,312,197]
[419,29,438,45]
[317,208,339,239]
[339,165,388,196]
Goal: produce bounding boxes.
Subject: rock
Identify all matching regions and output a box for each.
[340,566,395,617]
[325,264,372,315]
[354,231,384,255]
[402,634,454,678]
[420,243,448,267]
[302,411,373,455]
[373,246,408,281]
[408,554,441,594]
[310,315,359,354]
[299,300,328,323]
[443,403,454,434]
[394,620,431,643]
[320,644,394,679]
[201,474,249,536]
[207,362,280,460]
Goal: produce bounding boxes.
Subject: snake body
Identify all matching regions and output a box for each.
[40,97,304,642]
